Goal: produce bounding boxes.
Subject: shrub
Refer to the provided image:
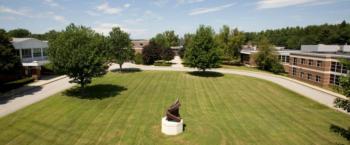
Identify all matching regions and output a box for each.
[270,62,285,74]
[154,60,172,66]
[142,40,162,65]
[134,53,143,64]
[161,48,175,61]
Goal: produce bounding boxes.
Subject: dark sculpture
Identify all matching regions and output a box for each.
[166,98,181,122]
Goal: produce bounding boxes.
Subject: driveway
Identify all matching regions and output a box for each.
[0,76,74,117]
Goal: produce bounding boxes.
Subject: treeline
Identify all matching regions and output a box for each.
[245,20,350,49]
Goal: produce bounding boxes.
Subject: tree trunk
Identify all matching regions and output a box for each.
[119,63,123,72]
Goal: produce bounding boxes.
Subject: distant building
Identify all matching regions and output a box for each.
[240,45,299,72]
[289,44,350,87]
[11,38,49,79]
[132,39,149,54]
[241,44,350,87]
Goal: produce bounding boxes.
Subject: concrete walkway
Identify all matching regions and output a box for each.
[0,76,74,117]
[114,63,349,115]
[170,56,184,68]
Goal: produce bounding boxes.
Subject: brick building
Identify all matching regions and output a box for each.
[288,44,350,87]
[240,44,350,87]
[132,39,149,54]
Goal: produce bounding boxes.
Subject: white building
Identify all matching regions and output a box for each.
[11,38,49,78]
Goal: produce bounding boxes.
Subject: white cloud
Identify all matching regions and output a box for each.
[53,15,67,23]
[96,2,122,14]
[189,3,235,16]
[256,0,337,9]
[93,23,147,37]
[43,0,62,8]
[0,5,26,16]
[124,3,131,8]
[177,0,205,4]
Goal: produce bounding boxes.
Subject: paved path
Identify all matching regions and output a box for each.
[170,56,184,68]
[0,76,74,117]
[114,63,350,115]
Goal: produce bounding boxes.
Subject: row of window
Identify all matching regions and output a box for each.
[292,68,321,82]
[330,74,341,85]
[279,55,290,63]
[20,48,48,58]
[292,58,322,67]
[331,62,348,74]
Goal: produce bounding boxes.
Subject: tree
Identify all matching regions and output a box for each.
[184,25,220,72]
[153,30,180,48]
[142,40,162,65]
[254,37,283,73]
[48,24,108,89]
[160,48,175,61]
[334,59,350,112]
[216,26,245,60]
[163,30,180,46]
[0,30,23,78]
[179,33,194,58]
[8,28,31,38]
[107,27,134,72]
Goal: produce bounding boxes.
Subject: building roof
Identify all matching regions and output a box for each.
[132,40,149,50]
[290,52,350,59]
[11,38,48,49]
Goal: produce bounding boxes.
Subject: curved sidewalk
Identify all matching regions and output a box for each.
[117,63,349,115]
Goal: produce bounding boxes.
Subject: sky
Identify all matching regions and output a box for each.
[1,0,350,39]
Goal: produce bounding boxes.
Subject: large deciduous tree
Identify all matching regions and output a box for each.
[8,28,31,38]
[254,37,284,74]
[0,29,23,79]
[48,24,108,89]
[184,25,220,72]
[107,27,134,72]
[216,25,245,60]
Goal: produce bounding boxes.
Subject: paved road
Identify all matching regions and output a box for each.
[115,63,350,115]
[0,77,74,117]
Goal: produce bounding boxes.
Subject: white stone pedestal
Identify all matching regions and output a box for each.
[161,117,183,135]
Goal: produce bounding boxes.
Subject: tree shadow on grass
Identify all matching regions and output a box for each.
[63,84,127,100]
[110,68,142,73]
[330,124,350,141]
[188,71,224,78]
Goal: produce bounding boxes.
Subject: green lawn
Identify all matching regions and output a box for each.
[0,71,349,145]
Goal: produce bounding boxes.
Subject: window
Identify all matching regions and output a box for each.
[43,48,48,56]
[301,59,305,64]
[316,75,321,82]
[293,58,297,65]
[331,61,348,74]
[33,48,41,57]
[22,49,31,58]
[307,73,312,80]
[316,61,322,67]
[286,56,290,63]
[292,67,296,76]
[331,62,336,72]
[330,74,340,85]
[308,60,313,66]
[300,72,304,78]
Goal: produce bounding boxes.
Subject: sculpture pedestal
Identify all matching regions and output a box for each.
[161,117,183,135]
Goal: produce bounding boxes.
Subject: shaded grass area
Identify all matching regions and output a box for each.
[0,71,350,145]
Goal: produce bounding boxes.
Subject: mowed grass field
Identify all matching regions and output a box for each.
[0,71,350,145]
